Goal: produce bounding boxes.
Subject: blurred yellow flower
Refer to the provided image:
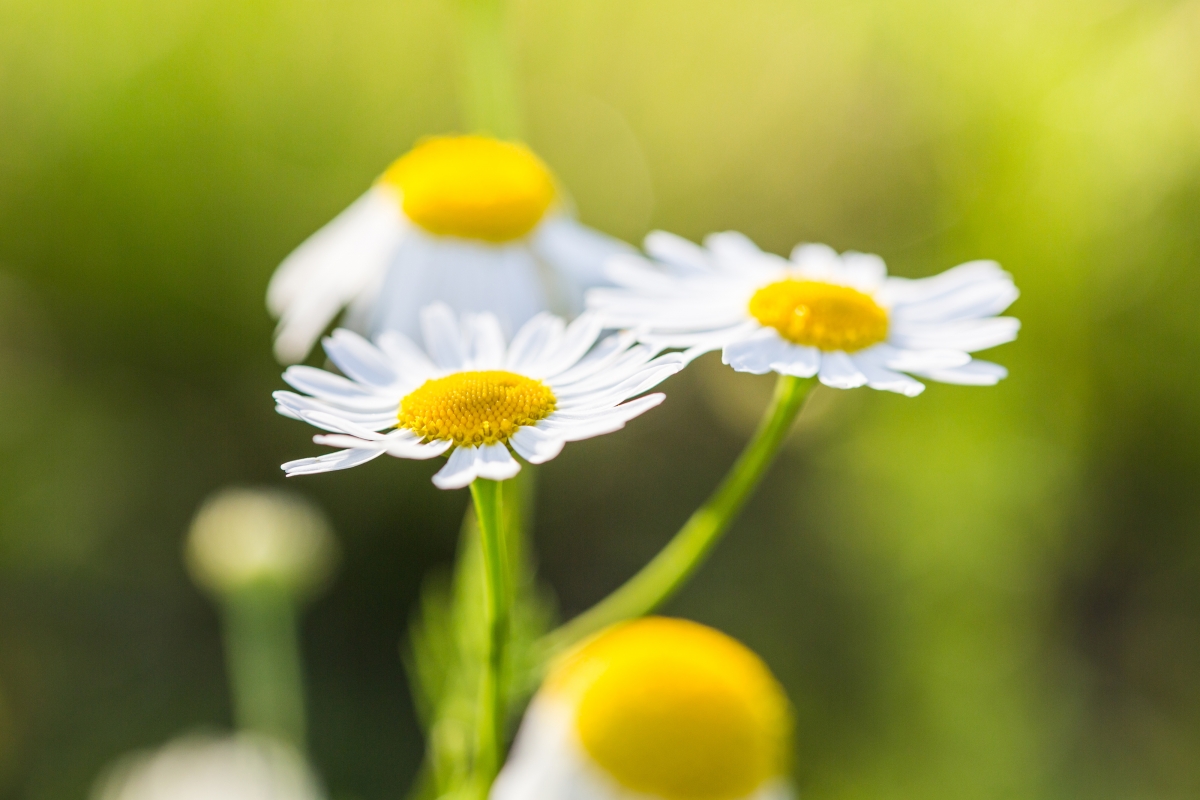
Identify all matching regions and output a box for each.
[492,617,793,800]
[589,232,1020,396]
[267,135,630,364]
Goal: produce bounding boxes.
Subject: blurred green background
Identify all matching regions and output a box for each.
[2,0,1199,797]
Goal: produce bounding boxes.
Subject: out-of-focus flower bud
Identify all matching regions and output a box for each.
[91,734,324,800]
[186,488,338,600]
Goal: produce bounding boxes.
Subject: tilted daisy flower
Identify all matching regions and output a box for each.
[492,617,793,800]
[267,134,631,363]
[588,231,1020,396]
[274,304,683,490]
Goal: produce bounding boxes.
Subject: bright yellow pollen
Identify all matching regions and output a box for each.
[380,135,556,243]
[397,370,556,446]
[748,279,889,352]
[546,617,791,800]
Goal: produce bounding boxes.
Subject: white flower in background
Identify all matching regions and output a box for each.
[186,488,338,599]
[91,735,323,800]
[267,135,630,364]
[588,231,1020,396]
[492,617,793,800]
[274,304,683,489]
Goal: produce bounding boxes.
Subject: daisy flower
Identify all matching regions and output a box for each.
[274,304,683,490]
[588,231,1020,396]
[267,134,631,364]
[492,617,793,800]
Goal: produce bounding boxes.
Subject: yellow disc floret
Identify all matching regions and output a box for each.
[380,135,556,243]
[749,279,889,352]
[547,617,791,800]
[397,370,556,446]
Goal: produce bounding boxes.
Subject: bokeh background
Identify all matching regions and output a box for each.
[2,0,1200,797]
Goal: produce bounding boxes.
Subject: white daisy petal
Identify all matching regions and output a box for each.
[644,230,714,273]
[839,252,888,291]
[463,312,508,370]
[889,317,1021,352]
[376,239,546,340]
[722,328,791,375]
[421,301,470,369]
[274,392,397,428]
[386,437,453,460]
[283,446,387,476]
[914,359,1009,385]
[281,367,388,407]
[789,243,841,279]
[850,351,926,396]
[882,260,1011,305]
[531,313,605,379]
[703,231,766,268]
[296,410,389,439]
[432,446,484,490]
[872,344,971,372]
[506,313,566,372]
[375,330,438,383]
[891,277,1019,324]
[817,351,868,389]
[322,329,398,389]
[509,427,566,465]
[531,215,634,310]
[269,189,407,364]
[475,442,522,481]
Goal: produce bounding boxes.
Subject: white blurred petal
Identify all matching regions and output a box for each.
[432,446,483,490]
[269,189,406,364]
[817,351,868,389]
[475,443,521,481]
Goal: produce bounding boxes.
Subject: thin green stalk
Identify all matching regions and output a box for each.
[456,0,521,138]
[469,478,508,790]
[222,580,307,750]
[541,375,815,654]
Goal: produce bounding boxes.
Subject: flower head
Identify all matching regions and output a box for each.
[275,304,683,489]
[492,617,793,800]
[186,488,338,599]
[91,735,323,800]
[588,231,1020,396]
[267,135,630,364]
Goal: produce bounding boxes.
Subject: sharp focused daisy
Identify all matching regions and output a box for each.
[267,134,631,363]
[492,617,793,800]
[274,304,683,489]
[588,231,1020,396]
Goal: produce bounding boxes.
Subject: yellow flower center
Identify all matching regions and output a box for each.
[748,279,889,352]
[397,370,556,446]
[380,135,556,243]
[547,617,791,800]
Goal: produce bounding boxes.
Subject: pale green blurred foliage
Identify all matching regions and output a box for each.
[0,1,1198,799]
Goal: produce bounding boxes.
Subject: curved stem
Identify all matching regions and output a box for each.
[541,375,814,655]
[470,478,509,789]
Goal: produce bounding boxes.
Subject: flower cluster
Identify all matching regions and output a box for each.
[259,129,1019,800]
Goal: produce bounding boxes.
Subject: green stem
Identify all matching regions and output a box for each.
[222,581,307,750]
[541,375,815,654]
[455,0,521,138]
[469,478,509,789]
